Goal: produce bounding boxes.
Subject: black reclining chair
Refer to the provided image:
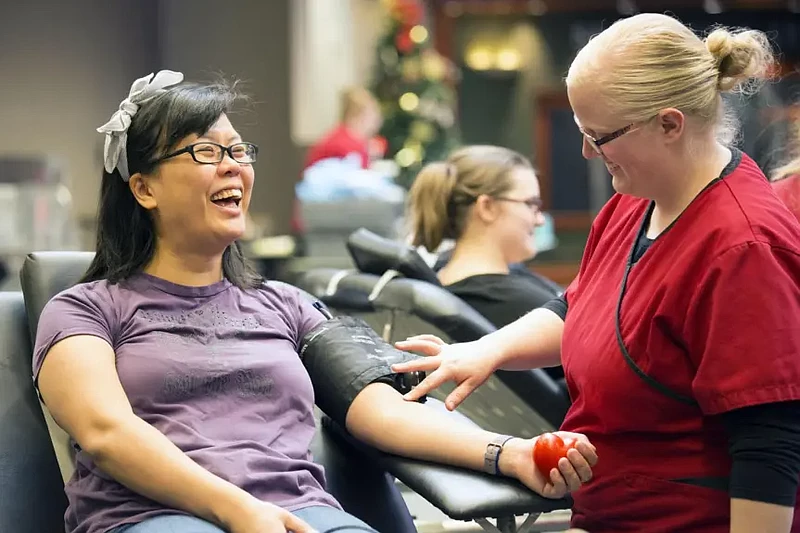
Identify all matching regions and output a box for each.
[298,229,571,433]
[14,251,570,533]
[0,291,68,533]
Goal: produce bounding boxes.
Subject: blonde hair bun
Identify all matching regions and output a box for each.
[704,27,774,93]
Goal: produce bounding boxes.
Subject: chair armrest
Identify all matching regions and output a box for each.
[367,448,572,521]
[320,399,571,521]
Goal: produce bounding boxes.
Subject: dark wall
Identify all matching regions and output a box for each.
[160,0,299,234]
[0,0,160,226]
[455,10,800,174]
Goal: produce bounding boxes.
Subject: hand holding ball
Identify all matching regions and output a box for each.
[533,433,579,479]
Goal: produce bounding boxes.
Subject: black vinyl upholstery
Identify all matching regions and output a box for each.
[323,400,571,522]
[301,268,570,431]
[347,227,441,286]
[302,225,573,430]
[0,291,69,533]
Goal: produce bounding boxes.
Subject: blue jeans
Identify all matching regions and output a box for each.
[111,506,377,532]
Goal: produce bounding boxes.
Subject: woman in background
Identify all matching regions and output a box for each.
[293,87,385,254]
[406,145,562,330]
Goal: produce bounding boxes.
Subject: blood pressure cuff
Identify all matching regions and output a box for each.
[299,315,425,428]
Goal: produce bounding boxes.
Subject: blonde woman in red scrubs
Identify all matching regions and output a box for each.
[393,13,800,533]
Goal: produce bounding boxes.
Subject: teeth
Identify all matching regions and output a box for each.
[210,189,242,201]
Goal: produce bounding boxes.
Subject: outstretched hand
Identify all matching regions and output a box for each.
[392,335,501,410]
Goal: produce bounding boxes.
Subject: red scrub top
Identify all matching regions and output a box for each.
[304,125,371,171]
[560,152,800,532]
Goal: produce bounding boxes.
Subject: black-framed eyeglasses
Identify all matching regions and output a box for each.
[574,118,635,154]
[495,196,543,213]
[157,142,259,165]
[574,115,658,155]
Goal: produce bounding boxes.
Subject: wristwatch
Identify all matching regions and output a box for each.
[484,435,515,475]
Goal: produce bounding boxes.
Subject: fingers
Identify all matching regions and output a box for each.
[391,355,443,374]
[565,448,594,486]
[548,467,569,496]
[283,512,318,533]
[445,379,479,410]
[402,368,450,401]
[575,440,599,467]
[402,334,445,345]
[554,432,599,466]
[540,449,593,498]
[536,436,596,499]
[394,338,445,357]
[556,456,582,492]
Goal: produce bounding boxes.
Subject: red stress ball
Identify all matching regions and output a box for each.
[532,433,578,479]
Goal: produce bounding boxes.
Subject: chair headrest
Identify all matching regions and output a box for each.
[18,253,328,341]
[20,251,95,342]
[298,268,496,341]
[346,228,440,286]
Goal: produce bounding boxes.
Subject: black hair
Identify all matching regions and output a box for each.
[81,79,263,289]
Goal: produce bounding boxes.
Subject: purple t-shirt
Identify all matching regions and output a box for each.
[32,273,341,533]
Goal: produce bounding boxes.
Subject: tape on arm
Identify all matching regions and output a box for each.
[299,316,425,427]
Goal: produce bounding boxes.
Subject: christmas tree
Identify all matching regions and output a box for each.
[371,0,461,189]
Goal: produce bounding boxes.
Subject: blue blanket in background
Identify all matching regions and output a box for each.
[297,154,405,203]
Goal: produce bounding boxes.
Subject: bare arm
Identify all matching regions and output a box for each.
[38,335,308,533]
[345,381,597,499]
[483,307,564,371]
[730,499,793,533]
[392,307,565,408]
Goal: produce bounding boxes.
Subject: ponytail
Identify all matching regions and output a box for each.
[405,145,531,251]
[407,162,457,252]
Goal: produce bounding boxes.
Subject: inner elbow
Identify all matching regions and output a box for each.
[75,418,129,461]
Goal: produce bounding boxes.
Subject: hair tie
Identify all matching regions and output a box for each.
[96,69,184,181]
[445,162,457,181]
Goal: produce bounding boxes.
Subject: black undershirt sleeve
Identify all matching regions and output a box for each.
[541,294,568,321]
[721,400,800,507]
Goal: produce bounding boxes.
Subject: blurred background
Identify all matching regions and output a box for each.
[0,1,798,530]
[0,0,798,291]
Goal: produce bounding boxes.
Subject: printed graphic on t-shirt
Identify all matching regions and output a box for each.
[135,303,279,403]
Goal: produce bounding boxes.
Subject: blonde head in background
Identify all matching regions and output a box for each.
[406,145,544,265]
[339,86,383,139]
[566,13,775,199]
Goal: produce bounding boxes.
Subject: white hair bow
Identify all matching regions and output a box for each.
[96,70,184,181]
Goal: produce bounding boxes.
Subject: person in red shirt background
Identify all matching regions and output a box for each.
[292,87,385,252]
[391,13,800,533]
[772,143,800,222]
[305,86,385,170]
